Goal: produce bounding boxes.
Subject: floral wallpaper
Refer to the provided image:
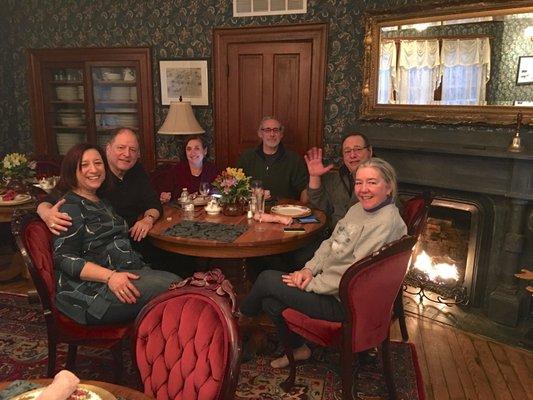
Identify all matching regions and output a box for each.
[1,0,531,163]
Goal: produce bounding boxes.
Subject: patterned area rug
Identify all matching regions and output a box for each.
[0,292,425,399]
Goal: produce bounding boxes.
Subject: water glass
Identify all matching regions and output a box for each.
[251,180,262,194]
[254,189,266,231]
[199,182,210,197]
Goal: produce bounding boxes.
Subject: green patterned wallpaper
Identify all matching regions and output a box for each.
[1,0,531,162]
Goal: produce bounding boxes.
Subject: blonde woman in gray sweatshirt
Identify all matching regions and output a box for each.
[240,158,407,368]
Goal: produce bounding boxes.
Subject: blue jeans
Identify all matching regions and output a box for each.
[240,270,345,348]
[86,268,181,324]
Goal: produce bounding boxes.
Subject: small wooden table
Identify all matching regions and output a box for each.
[0,379,152,400]
[0,199,36,281]
[148,205,326,292]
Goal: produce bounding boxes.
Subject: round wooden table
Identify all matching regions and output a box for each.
[148,205,326,258]
[0,379,152,400]
[148,205,326,293]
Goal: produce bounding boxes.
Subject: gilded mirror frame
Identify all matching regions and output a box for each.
[361,1,533,125]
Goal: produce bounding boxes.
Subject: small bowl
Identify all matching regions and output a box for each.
[205,206,221,215]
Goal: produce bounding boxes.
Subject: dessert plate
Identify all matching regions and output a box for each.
[270,204,312,218]
[0,194,32,206]
[11,384,116,400]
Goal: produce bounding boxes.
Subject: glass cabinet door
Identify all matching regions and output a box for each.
[92,66,139,148]
[48,66,86,155]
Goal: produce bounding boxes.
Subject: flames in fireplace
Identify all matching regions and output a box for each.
[412,250,459,283]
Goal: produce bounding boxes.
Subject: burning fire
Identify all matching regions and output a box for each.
[412,250,459,282]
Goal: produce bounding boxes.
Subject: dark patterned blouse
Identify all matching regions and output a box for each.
[53,191,146,324]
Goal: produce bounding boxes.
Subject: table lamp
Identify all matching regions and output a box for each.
[158,98,205,135]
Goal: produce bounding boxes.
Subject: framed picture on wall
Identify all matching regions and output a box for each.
[516,56,533,85]
[159,60,209,105]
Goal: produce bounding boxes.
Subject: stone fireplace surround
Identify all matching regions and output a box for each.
[357,123,533,327]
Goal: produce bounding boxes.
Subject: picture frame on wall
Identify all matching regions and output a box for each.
[159,60,209,105]
[516,56,533,85]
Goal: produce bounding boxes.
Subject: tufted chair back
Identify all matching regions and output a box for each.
[133,269,241,400]
[12,211,132,381]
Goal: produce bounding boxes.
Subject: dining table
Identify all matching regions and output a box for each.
[0,379,152,400]
[148,203,327,293]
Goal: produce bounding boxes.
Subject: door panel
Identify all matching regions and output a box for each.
[214,24,327,168]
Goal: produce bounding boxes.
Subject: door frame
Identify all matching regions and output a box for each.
[213,23,328,168]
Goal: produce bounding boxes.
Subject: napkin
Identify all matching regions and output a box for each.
[254,212,293,225]
[36,370,80,400]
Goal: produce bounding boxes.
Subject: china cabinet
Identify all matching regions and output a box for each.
[27,47,155,170]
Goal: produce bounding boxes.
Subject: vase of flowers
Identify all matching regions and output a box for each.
[212,167,251,216]
[1,153,36,194]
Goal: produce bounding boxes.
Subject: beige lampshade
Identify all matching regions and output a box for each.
[158,100,205,135]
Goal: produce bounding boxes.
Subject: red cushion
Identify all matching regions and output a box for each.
[55,311,131,344]
[282,309,342,347]
[25,221,55,298]
[136,294,230,400]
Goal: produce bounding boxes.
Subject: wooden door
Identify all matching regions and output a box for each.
[214,24,328,168]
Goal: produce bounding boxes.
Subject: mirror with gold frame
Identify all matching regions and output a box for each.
[361,1,533,125]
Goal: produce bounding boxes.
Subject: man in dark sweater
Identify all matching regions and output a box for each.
[37,128,162,250]
[237,116,308,202]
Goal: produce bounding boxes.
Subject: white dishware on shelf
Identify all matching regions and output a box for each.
[102,71,122,81]
[123,68,135,81]
[56,133,85,155]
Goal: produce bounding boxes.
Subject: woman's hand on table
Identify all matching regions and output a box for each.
[108,271,141,303]
[37,199,72,235]
[129,216,153,241]
[282,268,313,290]
[160,191,171,203]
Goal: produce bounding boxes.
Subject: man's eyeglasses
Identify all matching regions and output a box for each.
[261,127,282,134]
[343,146,369,155]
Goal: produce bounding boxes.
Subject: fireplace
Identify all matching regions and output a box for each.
[402,194,492,307]
[358,123,532,326]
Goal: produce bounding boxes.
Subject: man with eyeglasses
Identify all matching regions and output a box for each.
[237,116,308,201]
[37,127,162,244]
[305,133,373,231]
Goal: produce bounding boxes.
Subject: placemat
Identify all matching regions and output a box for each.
[163,220,247,243]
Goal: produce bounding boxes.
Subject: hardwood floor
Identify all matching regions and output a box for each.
[390,315,533,400]
[1,276,531,399]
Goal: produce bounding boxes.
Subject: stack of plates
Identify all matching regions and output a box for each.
[130,87,137,101]
[103,72,122,81]
[57,133,85,155]
[56,86,78,101]
[77,85,84,100]
[109,87,131,101]
[58,113,83,127]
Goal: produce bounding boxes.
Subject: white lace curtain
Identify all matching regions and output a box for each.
[440,38,491,105]
[378,37,491,105]
[397,39,441,104]
[378,40,397,104]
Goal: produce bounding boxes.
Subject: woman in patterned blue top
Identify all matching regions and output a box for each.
[53,143,181,325]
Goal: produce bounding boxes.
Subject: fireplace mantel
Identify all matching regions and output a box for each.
[371,139,533,201]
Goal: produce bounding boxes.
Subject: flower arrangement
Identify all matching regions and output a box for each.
[212,167,251,205]
[1,153,36,182]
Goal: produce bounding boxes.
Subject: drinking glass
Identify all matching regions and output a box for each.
[254,189,266,231]
[251,180,262,194]
[199,182,210,197]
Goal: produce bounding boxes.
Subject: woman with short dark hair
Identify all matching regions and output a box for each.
[53,143,180,325]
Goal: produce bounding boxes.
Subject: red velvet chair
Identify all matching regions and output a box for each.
[394,191,433,341]
[133,269,241,400]
[280,235,417,400]
[11,212,132,382]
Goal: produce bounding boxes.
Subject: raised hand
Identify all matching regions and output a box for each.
[160,191,171,203]
[304,147,334,177]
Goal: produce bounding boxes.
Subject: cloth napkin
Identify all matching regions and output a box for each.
[254,212,293,225]
[35,370,79,400]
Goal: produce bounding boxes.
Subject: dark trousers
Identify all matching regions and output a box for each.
[240,270,345,348]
